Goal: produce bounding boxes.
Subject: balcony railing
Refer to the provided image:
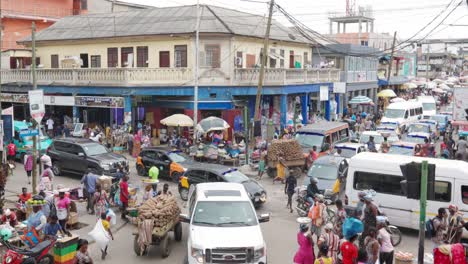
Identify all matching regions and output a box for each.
[1,68,341,87]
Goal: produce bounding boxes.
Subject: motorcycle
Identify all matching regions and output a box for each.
[1,237,55,264]
[295,187,311,217]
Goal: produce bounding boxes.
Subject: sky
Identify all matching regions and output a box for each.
[122,0,468,48]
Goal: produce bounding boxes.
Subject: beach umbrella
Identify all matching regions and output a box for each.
[377,89,397,98]
[390,97,405,103]
[160,114,194,127]
[349,96,373,105]
[402,83,417,89]
[196,116,230,133]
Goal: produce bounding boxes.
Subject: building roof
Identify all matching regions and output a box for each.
[23,5,309,44]
[107,0,153,9]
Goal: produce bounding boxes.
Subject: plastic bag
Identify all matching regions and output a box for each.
[88,220,111,251]
[106,209,116,226]
[342,217,364,240]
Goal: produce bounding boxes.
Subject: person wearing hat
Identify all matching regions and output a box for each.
[318,223,339,261]
[293,223,315,264]
[56,188,71,233]
[1,208,18,226]
[447,204,465,244]
[314,244,333,264]
[361,194,378,247]
[306,178,320,207]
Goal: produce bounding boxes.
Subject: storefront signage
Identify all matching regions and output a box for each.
[1,93,29,103]
[319,86,329,101]
[333,82,346,94]
[29,89,45,123]
[19,129,39,137]
[75,96,124,108]
[44,96,75,106]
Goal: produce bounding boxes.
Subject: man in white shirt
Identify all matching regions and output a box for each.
[46,117,54,137]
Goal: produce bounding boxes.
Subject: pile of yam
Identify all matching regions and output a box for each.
[267,139,304,161]
[137,195,181,231]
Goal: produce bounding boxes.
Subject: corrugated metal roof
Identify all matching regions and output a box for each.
[26,5,310,44]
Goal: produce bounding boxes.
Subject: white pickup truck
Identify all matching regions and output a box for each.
[180,182,269,264]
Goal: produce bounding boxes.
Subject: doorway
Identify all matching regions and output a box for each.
[80,53,89,68]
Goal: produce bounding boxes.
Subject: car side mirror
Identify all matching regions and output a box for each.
[258,213,270,223]
[179,213,190,223]
[78,152,85,158]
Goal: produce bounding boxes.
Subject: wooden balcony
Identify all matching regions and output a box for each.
[1,68,342,87]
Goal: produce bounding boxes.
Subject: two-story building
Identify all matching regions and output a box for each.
[378,51,417,89]
[312,44,379,115]
[3,5,341,131]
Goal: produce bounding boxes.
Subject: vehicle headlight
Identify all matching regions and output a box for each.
[101,164,110,170]
[254,247,265,260]
[191,247,204,263]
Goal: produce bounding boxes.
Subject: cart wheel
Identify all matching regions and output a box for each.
[133,235,147,256]
[174,222,182,242]
[267,167,276,178]
[161,234,171,258]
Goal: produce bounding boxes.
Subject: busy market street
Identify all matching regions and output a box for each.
[0,0,468,263]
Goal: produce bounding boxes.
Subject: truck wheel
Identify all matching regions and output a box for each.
[52,162,61,176]
[267,167,276,178]
[161,235,171,258]
[172,172,182,183]
[174,222,182,241]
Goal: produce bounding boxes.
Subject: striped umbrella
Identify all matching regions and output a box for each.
[348,96,373,105]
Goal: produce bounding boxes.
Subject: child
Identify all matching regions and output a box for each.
[314,244,333,264]
[18,187,32,204]
[257,154,266,180]
[76,239,93,264]
[101,212,114,260]
[142,184,153,202]
[43,215,65,239]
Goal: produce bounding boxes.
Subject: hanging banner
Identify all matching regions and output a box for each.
[320,86,329,101]
[333,82,346,94]
[75,96,124,108]
[29,89,45,124]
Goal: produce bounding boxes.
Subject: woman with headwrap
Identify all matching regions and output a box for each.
[447,204,465,244]
[293,223,315,264]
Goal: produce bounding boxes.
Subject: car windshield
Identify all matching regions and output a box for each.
[222,170,249,183]
[430,116,446,124]
[192,201,257,227]
[168,152,186,163]
[422,103,436,111]
[83,144,109,156]
[359,134,384,144]
[384,109,405,118]
[408,124,430,133]
[388,145,414,156]
[405,136,426,144]
[335,148,357,158]
[307,163,338,180]
[295,133,324,148]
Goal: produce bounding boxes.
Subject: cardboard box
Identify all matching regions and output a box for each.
[98,176,113,191]
[68,212,78,225]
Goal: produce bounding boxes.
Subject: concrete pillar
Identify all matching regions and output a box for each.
[370,21,374,33]
[280,94,287,129]
[366,22,369,32]
[343,23,346,33]
[325,93,331,121]
[329,21,333,34]
[301,94,308,125]
[124,95,132,125]
[337,23,341,34]
[335,94,341,116]
[358,18,362,45]
[73,106,80,123]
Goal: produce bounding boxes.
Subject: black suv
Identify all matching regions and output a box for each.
[47,138,128,177]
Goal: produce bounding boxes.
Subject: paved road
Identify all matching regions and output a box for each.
[5,157,430,264]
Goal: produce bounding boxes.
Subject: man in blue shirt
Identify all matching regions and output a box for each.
[81,168,99,215]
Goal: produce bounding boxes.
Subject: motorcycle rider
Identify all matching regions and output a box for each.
[306,178,320,207]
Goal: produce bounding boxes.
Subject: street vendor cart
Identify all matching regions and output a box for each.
[133,195,182,258]
[266,139,305,177]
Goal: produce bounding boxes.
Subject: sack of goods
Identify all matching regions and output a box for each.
[137,195,181,236]
[267,139,303,161]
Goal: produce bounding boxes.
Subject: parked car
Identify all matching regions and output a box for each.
[47,138,128,177]
[303,155,348,200]
[178,165,267,208]
[404,123,433,143]
[13,121,52,162]
[136,147,197,182]
[179,182,269,264]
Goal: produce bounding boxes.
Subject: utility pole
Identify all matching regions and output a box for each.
[193,0,201,140]
[418,161,428,264]
[0,14,3,165]
[31,22,38,194]
[425,45,430,81]
[386,31,397,87]
[253,0,275,122]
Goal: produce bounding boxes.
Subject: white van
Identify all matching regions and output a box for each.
[181,182,269,264]
[417,96,437,117]
[381,101,423,130]
[346,152,468,237]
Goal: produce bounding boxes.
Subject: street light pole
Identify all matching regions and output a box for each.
[193,0,200,141]
[31,22,38,194]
